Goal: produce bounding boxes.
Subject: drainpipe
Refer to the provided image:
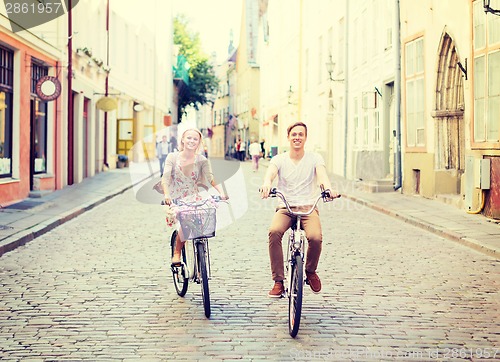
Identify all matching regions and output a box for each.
[394,0,402,191]
[343,0,349,178]
[67,0,74,185]
[103,0,110,168]
[298,0,303,118]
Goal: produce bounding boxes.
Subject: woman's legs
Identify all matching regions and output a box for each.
[172,229,186,263]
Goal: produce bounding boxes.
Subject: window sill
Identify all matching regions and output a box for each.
[33,173,54,179]
[0,177,20,185]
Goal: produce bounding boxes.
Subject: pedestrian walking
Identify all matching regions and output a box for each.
[260,121,339,297]
[239,139,246,161]
[235,138,241,160]
[169,132,178,153]
[156,135,169,176]
[249,139,262,171]
[161,128,227,263]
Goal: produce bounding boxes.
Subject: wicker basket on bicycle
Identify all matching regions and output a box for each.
[177,206,217,240]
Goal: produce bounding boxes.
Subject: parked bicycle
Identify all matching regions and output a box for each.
[167,196,226,318]
[266,186,339,337]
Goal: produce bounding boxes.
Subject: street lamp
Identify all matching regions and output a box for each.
[287,85,297,105]
[325,54,344,82]
[133,102,144,112]
[484,0,500,15]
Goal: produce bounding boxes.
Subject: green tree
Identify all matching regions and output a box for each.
[174,15,219,118]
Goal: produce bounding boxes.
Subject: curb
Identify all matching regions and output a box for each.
[346,194,498,259]
[0,173,154,257]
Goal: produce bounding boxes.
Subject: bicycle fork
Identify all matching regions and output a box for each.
[286,225,304,295]
[194,239,211,283]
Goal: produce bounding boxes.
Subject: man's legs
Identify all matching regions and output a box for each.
[252,155,259,170]
[268,209,294,297]
[301,209,323,293]
[159,155,167,176]
[269,209,294,279]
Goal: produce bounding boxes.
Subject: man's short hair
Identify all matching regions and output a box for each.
[287,122,308,136]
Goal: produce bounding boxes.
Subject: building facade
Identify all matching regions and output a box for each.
[401,0,500,218]
[0,0,173,206]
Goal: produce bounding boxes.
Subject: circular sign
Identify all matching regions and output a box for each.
[35,76,61,101]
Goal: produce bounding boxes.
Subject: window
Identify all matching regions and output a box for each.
[0,46,13,178]
[305,48,309,91]
[338,17,345,75]
[318,35,323,84]
[363,113,369,146]
[405,37,425,147]
[353,97,359,147]
[31,61,48,174]
[473,0,500,143]
[373,107,380,146]
[384,0,393,51]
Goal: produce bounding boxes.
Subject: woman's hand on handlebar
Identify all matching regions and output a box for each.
[164,196,172,206]
[259,185,271,199]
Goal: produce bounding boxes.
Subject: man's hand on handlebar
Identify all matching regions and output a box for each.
[323,189,341,201]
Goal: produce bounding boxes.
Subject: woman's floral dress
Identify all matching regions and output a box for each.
[162,152,214,228]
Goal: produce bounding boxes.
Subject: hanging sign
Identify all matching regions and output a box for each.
[96,96,118,112]
[35,76,61,101]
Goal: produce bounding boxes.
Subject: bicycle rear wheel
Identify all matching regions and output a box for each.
[288,254,303,338]
[196,241,211,318]
[170,230,188,296]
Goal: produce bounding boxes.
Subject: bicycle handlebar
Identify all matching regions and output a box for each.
[267,187,340,216]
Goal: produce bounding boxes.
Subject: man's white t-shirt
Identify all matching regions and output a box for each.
[270,151,325,207]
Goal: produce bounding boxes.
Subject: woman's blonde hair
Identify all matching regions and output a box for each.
[178,128,203,153]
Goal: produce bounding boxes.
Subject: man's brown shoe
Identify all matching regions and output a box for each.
[268,281,285,298]
[306,272,321,293]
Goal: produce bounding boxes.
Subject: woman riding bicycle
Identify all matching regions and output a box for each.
[260,122,339,298]
[161,127,227,264]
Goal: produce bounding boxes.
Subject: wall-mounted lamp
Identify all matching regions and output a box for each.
[483,0,500,15]
[133,102,144,112]
[326,54,344,82]
[287,85,297,105]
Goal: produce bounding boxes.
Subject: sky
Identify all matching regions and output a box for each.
[172,0,243,63]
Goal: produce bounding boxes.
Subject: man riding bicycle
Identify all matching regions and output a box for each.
[260,122,339,298]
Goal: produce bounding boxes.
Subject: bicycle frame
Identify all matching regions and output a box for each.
[271,189,327,275]
[183,237,211,282]
[168,195,227,318]
[268,187,338,337]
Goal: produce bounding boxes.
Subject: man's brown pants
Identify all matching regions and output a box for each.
[268,207,322,281]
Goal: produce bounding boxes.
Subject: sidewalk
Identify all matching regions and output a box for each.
[0,162,157,256]
[258,158,499,259]
[1,159,499,259]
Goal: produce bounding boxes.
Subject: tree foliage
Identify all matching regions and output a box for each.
[174,15,219,117]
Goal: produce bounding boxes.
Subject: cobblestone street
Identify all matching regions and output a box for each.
[0,161,499,361]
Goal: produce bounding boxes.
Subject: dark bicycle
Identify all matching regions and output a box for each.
[168,196,224,318]
[267,186,339,337]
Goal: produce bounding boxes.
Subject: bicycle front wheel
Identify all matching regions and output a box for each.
[288,254,303,338]
[170,230,188,296]
[196,241,211,318]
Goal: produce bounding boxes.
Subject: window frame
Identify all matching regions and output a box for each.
[472,0,500,148]
[0,45,14,178]
[404,35,426,151]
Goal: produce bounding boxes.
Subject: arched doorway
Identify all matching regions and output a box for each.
[432,32,465,194]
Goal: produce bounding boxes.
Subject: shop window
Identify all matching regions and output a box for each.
[31,61,48,174]
[0,46,13,178]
